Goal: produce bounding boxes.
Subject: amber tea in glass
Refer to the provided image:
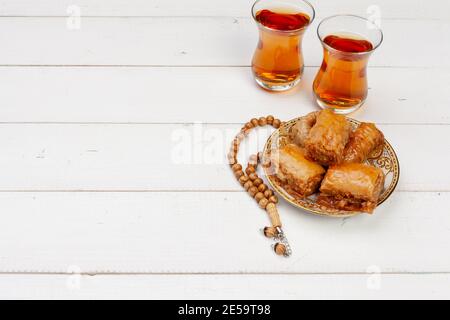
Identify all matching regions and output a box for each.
[251,0,315,91]
[313,15,383,114]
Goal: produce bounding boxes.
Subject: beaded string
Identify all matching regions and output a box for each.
[228,116,292,257]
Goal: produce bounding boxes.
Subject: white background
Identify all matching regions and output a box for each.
[0,0,449,299]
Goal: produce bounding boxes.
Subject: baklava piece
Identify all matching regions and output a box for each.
[343,122,385,163]
[317,163,385,213]
[270,144,326,197]
[288,111,319,148]
[304,109,351,166]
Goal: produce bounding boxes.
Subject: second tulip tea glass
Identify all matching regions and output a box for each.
[251,0,315,91]
[313,15,383,114]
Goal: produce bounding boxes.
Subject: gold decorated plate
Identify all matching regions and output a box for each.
[262,117,400,218]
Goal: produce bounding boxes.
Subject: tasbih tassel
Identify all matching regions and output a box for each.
[228,116,292,257]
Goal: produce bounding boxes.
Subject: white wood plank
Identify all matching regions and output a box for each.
[0,274,449,300]
[0,191,449,273]
[0,66,448,124]
[0,123,446,191]
[0,18,447,67]
[0,0,447,19]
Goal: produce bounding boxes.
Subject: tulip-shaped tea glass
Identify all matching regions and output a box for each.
[251,0,315,91]
[313,15,383,114]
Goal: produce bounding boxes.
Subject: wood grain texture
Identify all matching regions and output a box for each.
[0,0,447,19]
[0,192,449,273]
[0,18,448,67]
[0,123,446,191]
[1,274,449,300]
[0,0,449,300]
[0,67,448,124]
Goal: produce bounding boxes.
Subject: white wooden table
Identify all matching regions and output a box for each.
[0,0,449,300]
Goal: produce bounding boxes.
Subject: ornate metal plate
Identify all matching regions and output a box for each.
[262,117,400,217]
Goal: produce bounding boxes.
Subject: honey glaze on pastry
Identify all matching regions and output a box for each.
[317,163,385,213]
[343,123,384,163]
[288,111,319,148]
[270,144,326,198]
[304,109,351,166]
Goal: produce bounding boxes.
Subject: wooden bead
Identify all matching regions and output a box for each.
[258,184,267,192]
[274,243,287,256]
[248,186,258,197]
[249,154,258,166]
[264,226,278,238]
[273,119,281,128]
[258,117,268,126]
[264,190,274,198]
[253,178,263,187]
[231,164,242,172]
[254,192,265,202]
[269,195,278,204]
[243,181,253,190]
[266,115,275,125]
[245,166,255,175]
[236,133,245,141]
[245,122,254,129]
[234,170,244,179]
[251,118,259,127]
[227,154,236,165]
[239,175,249,185]
[249,173,258,181]
[259,198,269,209]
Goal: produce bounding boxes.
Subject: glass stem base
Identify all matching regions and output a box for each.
[254,76,301,92]
[315,96,365,115]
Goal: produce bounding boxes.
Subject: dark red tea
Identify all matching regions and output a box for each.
[256,9,310,30]
[313,33,374,110]
[252,9,311,90]
[323,34,373,53]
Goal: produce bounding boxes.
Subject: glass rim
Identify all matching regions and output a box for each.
[251,0,316,33]
[317,14,384,55]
